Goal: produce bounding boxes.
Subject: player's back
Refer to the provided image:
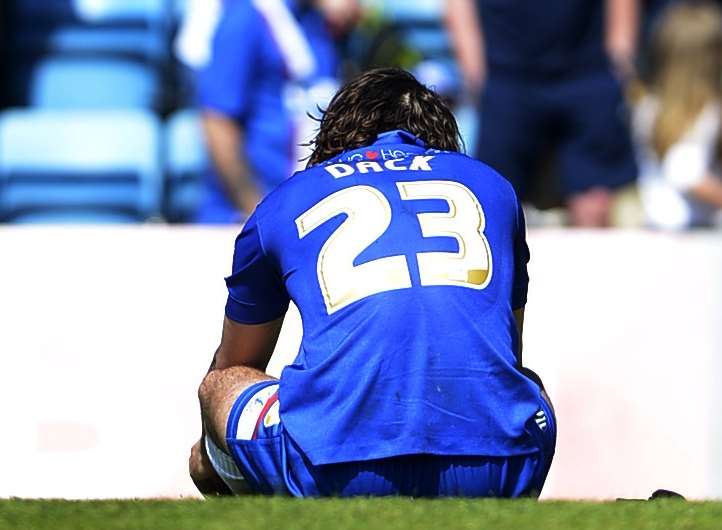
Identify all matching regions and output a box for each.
[238,130,542,465]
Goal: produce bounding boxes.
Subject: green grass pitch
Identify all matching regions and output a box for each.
[1,498,721,530]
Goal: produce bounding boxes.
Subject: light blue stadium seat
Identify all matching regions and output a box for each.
[71,0,167,23]
[10,0,169,66]
[53,27,164,57]
[0,109,162,223]
[30,57,158,108]
[10,27,166,61]
[164,109,207,222]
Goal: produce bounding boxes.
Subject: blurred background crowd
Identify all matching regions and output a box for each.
[0,0,721,228]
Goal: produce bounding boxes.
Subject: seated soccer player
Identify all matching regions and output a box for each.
[189,68,556,497]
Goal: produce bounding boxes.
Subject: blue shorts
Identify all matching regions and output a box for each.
[476,69,637,199]
[223,380,556,497]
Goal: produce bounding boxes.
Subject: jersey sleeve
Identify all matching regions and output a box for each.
[511,197,530,310]
[225,213,290,324]
[197,4,259,118]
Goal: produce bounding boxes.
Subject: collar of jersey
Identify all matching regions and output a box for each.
[373,130,426,147]
[325,130,427,165]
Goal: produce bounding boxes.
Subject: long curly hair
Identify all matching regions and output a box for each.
[307,68,462,167]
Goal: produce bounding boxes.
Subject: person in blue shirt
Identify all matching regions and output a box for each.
[188,68,556,497]
[195,0,358,223]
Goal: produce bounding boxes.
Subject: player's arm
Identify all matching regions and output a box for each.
[213,315,284,370]
[513,307,524,367]
[444,0,485,94]
[510,195,554,410]
[218,209,289,369]
[190,316,283,496]
[202,112,261,215]
[513,306,554,413]
[191,207,288,494]
[513,307,539,387]
[511,192,529,370]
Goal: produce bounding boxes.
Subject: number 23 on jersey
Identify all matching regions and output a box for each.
[296,180,493,314]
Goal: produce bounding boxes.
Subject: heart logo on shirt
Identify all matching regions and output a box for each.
[366,151,379,160]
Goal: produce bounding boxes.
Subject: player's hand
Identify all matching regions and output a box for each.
[188,439,233,496]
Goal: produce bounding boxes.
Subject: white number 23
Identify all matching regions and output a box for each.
[295,180,493,314]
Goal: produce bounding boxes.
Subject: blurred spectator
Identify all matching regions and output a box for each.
[195,0,359,223]
[632,0,722,229]
[446,0,640,227]
[174,0,223,72]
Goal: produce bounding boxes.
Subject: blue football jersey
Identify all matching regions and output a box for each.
[225,130,543,465]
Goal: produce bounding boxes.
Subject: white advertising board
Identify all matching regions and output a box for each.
[0,227,720,499]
